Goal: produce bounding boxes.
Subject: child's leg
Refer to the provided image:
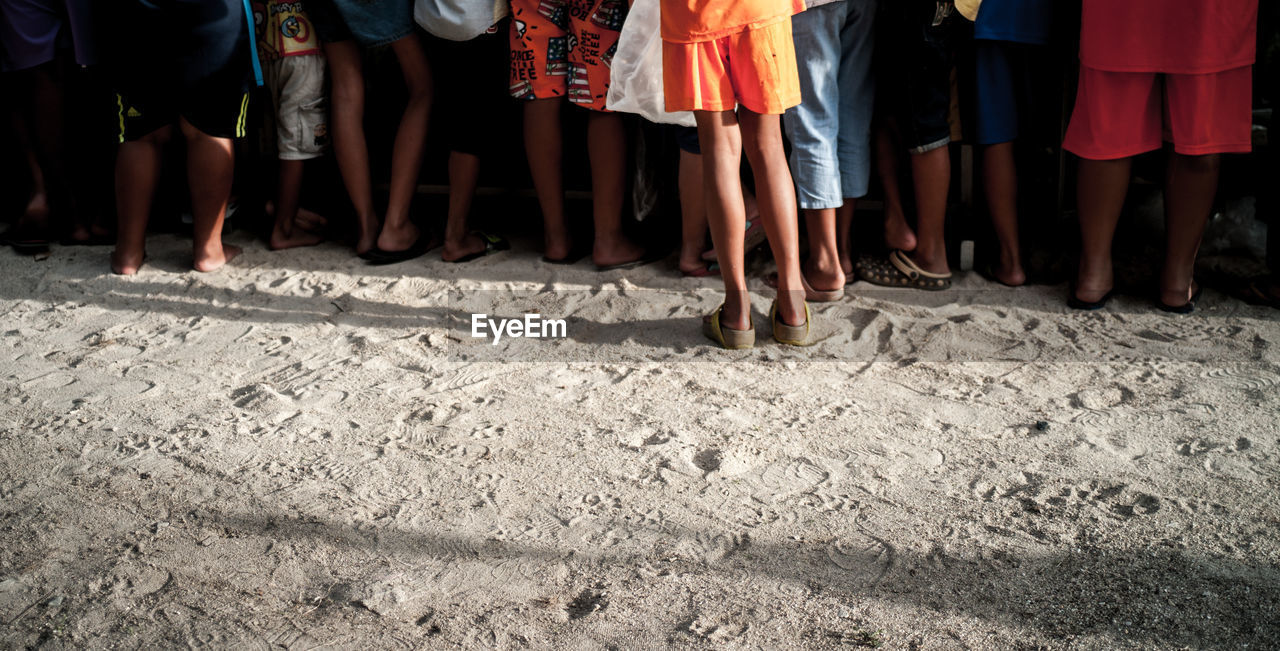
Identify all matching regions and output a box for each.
[269,159,323,249]
[323,40,378,254]
[376,33,433,252]
[111,126,171,275]
[523,97,572,260]
[696,110,751,330]
[982,142,1025,285]
[587,111,644,267]
[836,200,855,276]
[678,148,709,273]
[739,108,805,326]
[873,125,919,252]
[179,117,240,272]
[1160,153,1219,306]
[905,145,950,274]
[440,150,486,261]
[802,208,844,290]
[1074,157,1132,301]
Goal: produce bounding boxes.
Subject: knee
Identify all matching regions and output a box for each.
[1177,153,1221,175]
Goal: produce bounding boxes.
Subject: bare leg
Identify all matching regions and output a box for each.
[678,149,710,273]
[874,125,918,252]
[269,159,323,249]
[180,117,240,272]
[740,109,805,326]
[1074,157,1132,302]
[111,126,171,275]
[376,34,433,252]
[1160,153,1220,307]
[523,97,571,260]
[587,111,644,267]
[323,40,378,254]
[982,141,1025,285]
[441,150,488,261]
[836,200,855,277]
[802,207,845,291]
[19,134,49,228]
[906,146,951,275]
[696,110,750,330]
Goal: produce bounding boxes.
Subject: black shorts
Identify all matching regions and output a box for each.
[425,22,511,157]
[875,0,965,154]
[103,0,252,141]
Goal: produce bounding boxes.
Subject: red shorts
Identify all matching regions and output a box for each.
[508,0,627,111]
[1063,65,1253,160]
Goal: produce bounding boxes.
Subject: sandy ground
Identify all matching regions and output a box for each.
[1,226,1278,649]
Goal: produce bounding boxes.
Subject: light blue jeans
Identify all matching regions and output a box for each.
[783,0,877,210]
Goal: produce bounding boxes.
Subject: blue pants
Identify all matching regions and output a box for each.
[782,0,877,210]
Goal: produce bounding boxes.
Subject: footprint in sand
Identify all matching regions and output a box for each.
[826,530,895,587]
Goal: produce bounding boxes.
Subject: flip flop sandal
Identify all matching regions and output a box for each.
[596,249,666,272]
[446,231,510,264]
[858,250,952,290]
[765,272,844,302]
[703,304,755,350]
[770,300,814,347]
[1155,284,1203,315]
[681,262,720,278]
[2,228,52,255]
[365,234,442,265]
[1067,287,1116,311]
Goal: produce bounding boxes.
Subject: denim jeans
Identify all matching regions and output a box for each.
[782,0,877,210]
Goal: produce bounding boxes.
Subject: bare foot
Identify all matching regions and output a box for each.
[803,259,845,292]
[355,214,380,256]
[193,243,242,272]
[111,249,145,276]
[1073,259,1113,304]
[375,221,421,253]
[269,228,324,250]
[990,262,1027,287]
[884,212,918,252]
[23,191,50,223]
[592,237,647,268]
[1158,281,1198,310]
[442,233,489,261]
[293,207,328,233]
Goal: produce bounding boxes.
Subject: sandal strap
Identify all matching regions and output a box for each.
[889,249,951,280]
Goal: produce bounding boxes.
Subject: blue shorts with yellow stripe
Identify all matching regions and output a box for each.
[108,0,253,142]
[116,86,252,142]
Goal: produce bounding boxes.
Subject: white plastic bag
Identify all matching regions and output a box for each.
[605,0,696,127]
[414,0,508,42]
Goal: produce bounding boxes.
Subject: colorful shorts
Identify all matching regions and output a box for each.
[1063,65,1254,160]
[662,18,801,116]
[508,0,628,111]
[264,54,329,160]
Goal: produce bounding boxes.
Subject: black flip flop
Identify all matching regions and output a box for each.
[365,235,441,266]
[595,249,666,272]
[1155,284,1203,315]
[446,232,510,264]
[2,229,52,255]
[1067,287,1115,311]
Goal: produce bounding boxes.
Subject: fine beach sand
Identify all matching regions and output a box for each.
[1,224,1278,648]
